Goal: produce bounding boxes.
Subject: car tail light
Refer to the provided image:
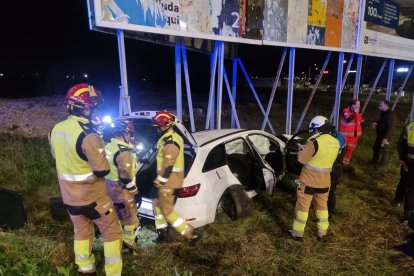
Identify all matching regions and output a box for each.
[177,184,201,198]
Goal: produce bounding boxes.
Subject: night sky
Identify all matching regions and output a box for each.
[0,0,393,99]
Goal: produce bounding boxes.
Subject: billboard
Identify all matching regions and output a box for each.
[91,0,363,51]
[90,0,414,61]
[92,0,263,45]
[360,0,414,61]
[263,0,361,52]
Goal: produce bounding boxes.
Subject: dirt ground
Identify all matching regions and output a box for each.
[0,97,67,137]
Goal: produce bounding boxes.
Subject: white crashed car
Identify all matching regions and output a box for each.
[122,111,295,228]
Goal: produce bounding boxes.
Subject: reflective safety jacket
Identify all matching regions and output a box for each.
[398,121,414,162]
[408,122,414,161]
[105,138,137,183]
[339,106,363,138]
[306,133,340,172]
[155,128,184,188]
[49,115,110,206]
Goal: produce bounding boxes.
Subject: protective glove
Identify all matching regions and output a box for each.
[153,179,164,188]
[125,181,138,194]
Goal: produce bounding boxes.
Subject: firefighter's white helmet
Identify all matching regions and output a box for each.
[309,116,328,132]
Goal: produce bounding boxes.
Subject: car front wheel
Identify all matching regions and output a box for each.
[217,185,251,220]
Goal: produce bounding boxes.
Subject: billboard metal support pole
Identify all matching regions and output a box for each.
[362,59,388,113]
[354,54,363,99]
[180,41,195,132]
[175,38,182,122]
[224,67,241,128]
[206,43,219,129]
[333,52,345,128]
[386,59,395,101]
[237,58,275,133]
[295,51,331,134]
[392,63,414,111]
[217,41,225,129]
[261,48,287,134]
[231,58,238,128]
[330,53,354,121]
[286,48,295,135]
[116,29,131,116]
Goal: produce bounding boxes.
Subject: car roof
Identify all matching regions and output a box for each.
[192,129,248,146]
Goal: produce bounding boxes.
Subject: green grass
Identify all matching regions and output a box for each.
[1,92,414,275]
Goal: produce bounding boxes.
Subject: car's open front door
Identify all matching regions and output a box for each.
[246,134,276,195]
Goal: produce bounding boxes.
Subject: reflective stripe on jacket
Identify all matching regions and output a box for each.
[306,133,340,172]
[339,106,363,138]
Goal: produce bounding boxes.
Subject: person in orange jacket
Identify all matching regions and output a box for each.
[49,84,122,275]
[339,99,364,165]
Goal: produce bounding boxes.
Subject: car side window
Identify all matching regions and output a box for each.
[202,144,226,173]
[248,135,271,157]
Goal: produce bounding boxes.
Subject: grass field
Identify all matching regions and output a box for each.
[1,92,414,275]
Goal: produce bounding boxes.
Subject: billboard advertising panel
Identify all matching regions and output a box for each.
[360,0,414,61]
[92,0,263,45]
[263,0,361,52]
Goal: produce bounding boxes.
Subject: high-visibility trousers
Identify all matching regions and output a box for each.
[292,183,330,238]
[69,197,123,275]
[153,187,193,239]
[343,136,359,165]
[107,181,139,248]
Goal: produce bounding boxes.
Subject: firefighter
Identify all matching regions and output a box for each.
[339,99,364,165]
[328,128,345,222]
[104,119,139,251]
[49,83,122,275]
[394,121,414,222]
[151,111,200,242]
[289,116,340,241]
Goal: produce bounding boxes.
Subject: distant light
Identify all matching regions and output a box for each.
[135,143,144,151]
[102,115,112,124]
[142,78,146,81]
[0,73,3,77]
[302,72,305,74]
[323,70,329,74]
[83,74,88,78]
[397,67,409,73]
[343,60,347,63]
[66,75,70,79]
[315,67,318,70]
[348,70,357,73]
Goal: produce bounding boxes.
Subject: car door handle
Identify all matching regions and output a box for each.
[216,171,223,179]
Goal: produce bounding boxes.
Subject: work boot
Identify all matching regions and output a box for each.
[287,230,303,242]
[77,269,97,275]
[122,240,137,253]
[155,229,170,243]
[187,228,202,245]
[317,236,327,243]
